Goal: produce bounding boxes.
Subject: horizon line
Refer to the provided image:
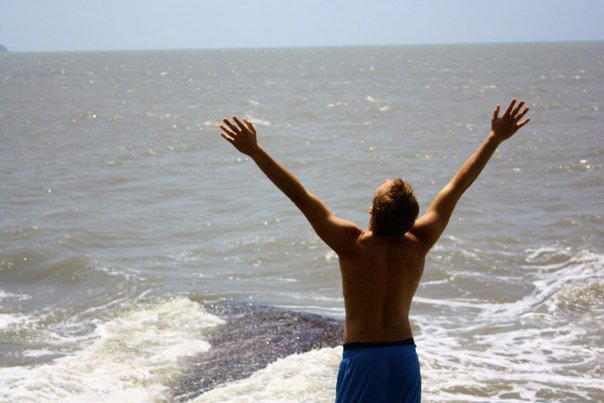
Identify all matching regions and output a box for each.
[2,39,603,54]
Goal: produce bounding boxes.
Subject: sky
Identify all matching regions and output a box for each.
[1,0,603,52]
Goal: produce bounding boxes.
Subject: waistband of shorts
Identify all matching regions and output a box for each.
[343,337,415,352]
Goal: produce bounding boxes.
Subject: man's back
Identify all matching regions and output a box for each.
[340,231,426,343]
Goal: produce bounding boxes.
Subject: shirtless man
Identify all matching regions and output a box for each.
[220,99,530,402]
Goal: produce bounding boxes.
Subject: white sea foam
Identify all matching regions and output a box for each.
[190,347,342,403]
[364,95,391,112]
[416,247,604,401]
[203,120,221,127]
[326,101,349,108]
[476,248,604,321]
[0,297,223,402]
[246,116,271,127]
[0,289,31,302]
[0,313,27,330]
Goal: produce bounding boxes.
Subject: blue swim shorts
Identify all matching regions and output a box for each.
[335,338,421,403]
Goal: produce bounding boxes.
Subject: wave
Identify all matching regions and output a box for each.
[173,303,342,401]
[0,247,129,285]
[190,347,341,403]
[0,297,223,402]
[474,248,604,321]
[176,247,602,402]
[1,244,602,402]
[0,246,138,319]
[416,246,604,401]
[1,300,343,402]
[178,248,601,402]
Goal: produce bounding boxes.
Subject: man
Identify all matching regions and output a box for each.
[220,99,530,402]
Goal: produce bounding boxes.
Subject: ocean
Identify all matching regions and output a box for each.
[1,42,603,402]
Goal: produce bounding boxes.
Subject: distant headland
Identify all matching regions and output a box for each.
[0,44,8,52]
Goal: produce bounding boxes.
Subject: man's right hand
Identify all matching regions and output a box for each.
[491,99,531,142]
[220,116,260,157]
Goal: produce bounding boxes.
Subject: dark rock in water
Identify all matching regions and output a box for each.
[0,44,8,52]
[172,303,343,401]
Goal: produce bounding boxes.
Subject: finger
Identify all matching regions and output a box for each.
[220,132,235,143]
[223,118,239,133]
[512,100,525,116]
[493,104,500,120]
[517,118,531,129]
[515,107,529,121]
[232,116,247,131]
[504,98,516,117]
[243,118,256,134]
[220,124,237,137]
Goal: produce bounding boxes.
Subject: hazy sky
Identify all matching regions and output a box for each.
[1,0,603,52]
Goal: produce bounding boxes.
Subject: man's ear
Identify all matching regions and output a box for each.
[368,206,373,216]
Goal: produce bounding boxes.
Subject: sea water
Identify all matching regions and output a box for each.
[1,43,603,401]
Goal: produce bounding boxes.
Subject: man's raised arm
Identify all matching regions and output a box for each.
[411,99,530,251]
[220,116,361,256]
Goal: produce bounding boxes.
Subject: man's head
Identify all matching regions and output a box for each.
[369,178,419,237]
